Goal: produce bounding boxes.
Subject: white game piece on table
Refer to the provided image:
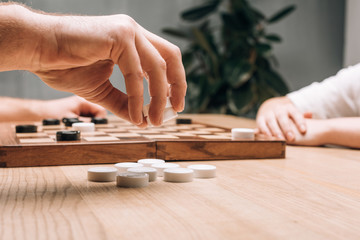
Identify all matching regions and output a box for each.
[151,163,180,177]
[163,168,194,183]
[187,164,216,178]
[231,128,255,140]
[72,122,95,132]
[116,172,149,188]
[114,162,144,172]
[143,97,178,126]
[138,158,165,167]
[87,167,117,182]
[127,167,157,182]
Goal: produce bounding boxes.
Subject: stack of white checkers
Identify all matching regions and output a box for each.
[87,158,217,188]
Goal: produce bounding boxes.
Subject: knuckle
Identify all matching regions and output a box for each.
[115,16,137,39]
[156,58,167,72]
[170,45,182,59]
[123,71,144,81]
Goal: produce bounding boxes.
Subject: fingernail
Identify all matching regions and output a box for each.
[135,118,143,126]
[277,134,284,139]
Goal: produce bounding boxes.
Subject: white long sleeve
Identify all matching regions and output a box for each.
[287,64,360,119]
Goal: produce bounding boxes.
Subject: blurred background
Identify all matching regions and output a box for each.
[0,0,355,117]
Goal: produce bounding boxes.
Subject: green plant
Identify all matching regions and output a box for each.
[163,0,295,117]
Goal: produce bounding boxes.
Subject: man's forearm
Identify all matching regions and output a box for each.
[0,97,46,121]
[0,3,53,71]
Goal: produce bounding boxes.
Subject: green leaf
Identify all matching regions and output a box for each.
[265,34,282,43]
[192,28,219,76]
[257,68,289,95]
[227,81,255,115]
[162,28,191,40]
[181,0,221,21]
[251,7,265,21]
[267,5,296,24]
[255,43,272,55]
[224,60,252,88]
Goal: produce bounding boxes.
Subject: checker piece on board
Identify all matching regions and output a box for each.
[91,117,108,124]
[16,125,37,133]
[62,117,83,127]
[176,118,192,124]
[56,130,81,141]
[143,97,178,125]
[42,119,60,126]
[72,122,95,132]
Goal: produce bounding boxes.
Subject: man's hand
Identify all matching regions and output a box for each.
[0,4,187,127]
[256,97,308,141]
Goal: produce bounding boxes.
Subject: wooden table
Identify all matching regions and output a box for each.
[1,114,360,240]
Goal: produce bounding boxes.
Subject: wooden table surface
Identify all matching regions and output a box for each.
[1,114,360,240]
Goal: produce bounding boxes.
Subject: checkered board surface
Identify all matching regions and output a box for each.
[0,117,285,167]
[16,120,234,144]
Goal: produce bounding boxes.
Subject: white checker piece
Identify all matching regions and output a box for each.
[127,167,157,182]
[151,163,180,177]
[231,128,255,140]
[88,167,117,182]
[187,164,216,178]
[72,122,95,132]
[143,97,178,125]
[115,162,144,172]
[116,172,149,188]
[163,168,194,183]
[138,158,165,167]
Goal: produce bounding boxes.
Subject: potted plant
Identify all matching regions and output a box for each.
[163,0,295,117]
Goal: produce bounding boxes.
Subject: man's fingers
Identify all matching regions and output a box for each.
[141,28,187,112]
[135,34,168,126]
[117,40,145,125]
[81,80,131,122]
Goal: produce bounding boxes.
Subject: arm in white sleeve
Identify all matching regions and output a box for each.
[287,64,360,119]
